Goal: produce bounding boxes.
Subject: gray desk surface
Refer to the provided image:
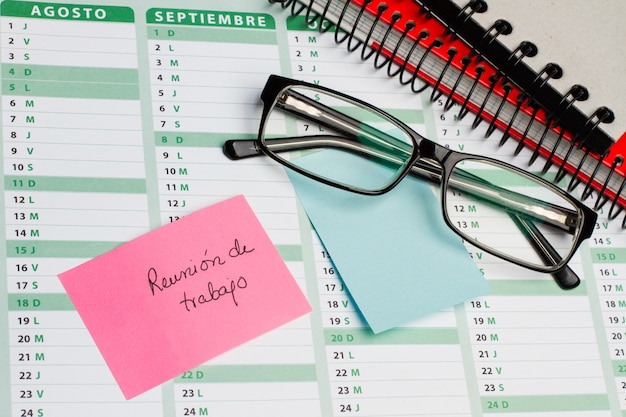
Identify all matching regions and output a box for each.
[458,0,625,141]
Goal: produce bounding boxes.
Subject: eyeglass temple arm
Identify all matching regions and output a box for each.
[510,213,580,289]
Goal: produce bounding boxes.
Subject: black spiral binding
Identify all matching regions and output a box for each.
[269,0,624,224]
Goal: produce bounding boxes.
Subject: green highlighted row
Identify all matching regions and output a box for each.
[482,394,609,413]
[147,25,277,44]
[3,65,138,84]
[277,245,303,262]
[8,240,302,263]
[325,327,460,345]
[8,293,75,311]
[3,79,139,100]
[6,176,146,193]
[484,279,587,296]
[175,364,316,383]
[8,240,123,258]
[591,247,626,264]
[157,132,244,148]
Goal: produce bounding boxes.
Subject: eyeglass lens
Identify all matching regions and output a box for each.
[445,159,581,270]
[261,85,415,193]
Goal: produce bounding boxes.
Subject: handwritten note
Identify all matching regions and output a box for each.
[58,195,311,399]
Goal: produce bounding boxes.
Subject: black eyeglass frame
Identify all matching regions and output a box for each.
[230,74,597,276]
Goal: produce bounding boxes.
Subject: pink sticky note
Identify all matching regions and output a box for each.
[58,195,311,399]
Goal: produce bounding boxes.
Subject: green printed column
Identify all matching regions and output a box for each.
[462,288,611,415]
[1,2,160,415]
[589,219,626,415]
[146,7,320,417]
[286,15,471,417]
[145,7,284,221]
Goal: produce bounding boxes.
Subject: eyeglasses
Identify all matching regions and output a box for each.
[224,75,597,289]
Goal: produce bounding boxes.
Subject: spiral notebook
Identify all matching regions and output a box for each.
[277,0,626,225]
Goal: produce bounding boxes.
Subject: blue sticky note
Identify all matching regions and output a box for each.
[287,151,490,333]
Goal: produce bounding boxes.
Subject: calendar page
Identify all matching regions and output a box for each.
[1,1,625,416]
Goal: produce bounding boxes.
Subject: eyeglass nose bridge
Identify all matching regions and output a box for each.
[417,136,453,161]
[413,136,455,183]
